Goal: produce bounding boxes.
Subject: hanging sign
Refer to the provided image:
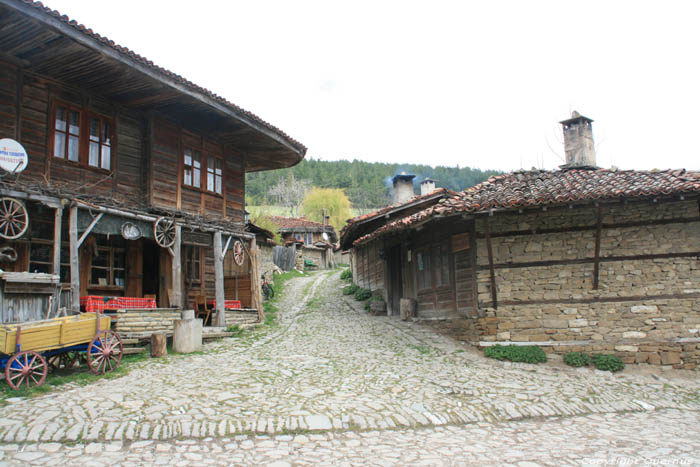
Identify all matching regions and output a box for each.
[0,139,28,173]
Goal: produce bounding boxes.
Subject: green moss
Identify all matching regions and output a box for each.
[483,344,547,364]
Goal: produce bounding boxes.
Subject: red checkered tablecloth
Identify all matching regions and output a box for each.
[80,296,157,313]
[206,299,242,309]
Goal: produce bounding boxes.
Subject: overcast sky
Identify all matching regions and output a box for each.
[47,0,700,172]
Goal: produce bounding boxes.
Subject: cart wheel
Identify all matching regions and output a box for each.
[48,352,79,371]
[87,330,123,375]
[5,351,48,390]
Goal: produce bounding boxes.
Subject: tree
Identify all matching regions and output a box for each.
[250,213,282,244]
[267,172,311,216]
[301,187,352,233]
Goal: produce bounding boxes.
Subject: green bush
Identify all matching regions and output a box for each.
[340,269,352,281]
[592,354,625,372]
[564,352,592,368]
[354,288,372,301]
[343,284,359,295]
[483,344,547,364]
[364,295,384,312]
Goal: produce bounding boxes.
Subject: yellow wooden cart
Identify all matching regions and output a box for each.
[0,313,123,390]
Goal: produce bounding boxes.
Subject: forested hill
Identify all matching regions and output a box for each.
[246,158,501,210]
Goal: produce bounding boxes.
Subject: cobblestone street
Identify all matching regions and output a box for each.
[1,270,699,465]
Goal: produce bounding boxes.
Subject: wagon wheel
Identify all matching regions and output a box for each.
[87,330,123,375]
[5,351,48,390]
[153,217,176,248]
[0,197,28,240]
[233,240,245,266]
[48,351,79,372]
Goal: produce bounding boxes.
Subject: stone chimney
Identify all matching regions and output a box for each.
[420,178,437,196]
[392,172,416,204]
[559,111,596,169]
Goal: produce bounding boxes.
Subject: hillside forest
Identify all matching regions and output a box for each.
[246,158,500,213]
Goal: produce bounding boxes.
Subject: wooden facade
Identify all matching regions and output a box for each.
[0,1,305,322]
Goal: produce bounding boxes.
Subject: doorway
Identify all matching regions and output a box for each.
[142,240,160,304]
[387,245,403,316]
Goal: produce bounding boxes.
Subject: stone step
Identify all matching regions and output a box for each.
[122,347,147,355]
[203,332,234,339]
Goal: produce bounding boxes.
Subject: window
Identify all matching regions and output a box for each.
[183,149,202,188]
[416,242,450,291]
[416,249,431,290]
[305,233,313,245]
[52,104,114,169]
[294,233,303,242]
[184,246,201,283]
[90,246,126,288]
[88,117,112,170]
[54,106,80,162]
[206,156,223,194]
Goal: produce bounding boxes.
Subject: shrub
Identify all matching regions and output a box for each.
[364,295,384,312]
[340,269,352,281]
[342,284,359,295]
[354,288,372,301]
[592,354,625,372]
[564,352,592,368]
[483,344,547,364]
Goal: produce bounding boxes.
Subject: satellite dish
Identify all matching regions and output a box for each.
[322,232,329,241]
[0,139,28,174]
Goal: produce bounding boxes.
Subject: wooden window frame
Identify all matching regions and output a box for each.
[206,155,224,195]
[51,101,115,172]
[184,246,202,284]
[87,115,113,170]
[89,246,126,289]
[416,241,451,292]
[182,149,225,198]
[183,148,202,189]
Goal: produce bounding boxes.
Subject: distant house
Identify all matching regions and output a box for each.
[268,216,337,269]
[341,113,700,369]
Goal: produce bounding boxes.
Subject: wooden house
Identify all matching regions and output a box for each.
[341,113,700,368]
[0,0,306,323]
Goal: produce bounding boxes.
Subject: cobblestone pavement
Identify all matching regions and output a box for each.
[1,270,699,465]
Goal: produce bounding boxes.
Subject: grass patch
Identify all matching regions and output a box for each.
[410,344,431,355]
[564,351,592,368]
[483,344,547,364]
[262,269,305,327]
[0,351,150,402]
[340,269,352,281]
[592,354,625,372]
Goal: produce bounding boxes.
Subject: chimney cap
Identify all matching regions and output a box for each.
[420,177,437,184]
[559,110,593,126]
[392,173,416,184]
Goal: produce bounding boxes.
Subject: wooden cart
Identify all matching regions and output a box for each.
[0,313,123,390]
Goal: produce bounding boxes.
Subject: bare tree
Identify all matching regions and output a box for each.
[268,172,311,216]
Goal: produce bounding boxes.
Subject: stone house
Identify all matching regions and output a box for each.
[341,113,700,368]
[268,216,337,269]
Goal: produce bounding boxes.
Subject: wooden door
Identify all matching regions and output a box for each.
[388,245,403,316]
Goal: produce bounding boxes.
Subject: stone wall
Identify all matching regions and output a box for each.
[259,244,275,279]
[112,308,259,339]
[468,199,700,369]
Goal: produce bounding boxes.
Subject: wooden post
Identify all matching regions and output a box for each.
[171,224,182,308]
[69,205,80,314]
[150,333,167,358]
[484,216,498,309]
[213,231,226,327]
[53,206,63,275]
[593,205,602,290]
[250,237,264,322]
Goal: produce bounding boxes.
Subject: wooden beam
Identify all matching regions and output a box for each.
[77,212,103,248]
[222,235,232,257]
[477,251,700,271]
[250,237,264,322]
[488,292,700,308]
[52,206,62,275]
[69,205,80,314]
[170,224,182,308]
[593,206,602,290]
[15,67,22,141]
[213,231,226,327]
[484,217,497,309]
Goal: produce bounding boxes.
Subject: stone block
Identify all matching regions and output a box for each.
[173,318,203,353]
[622,331,647,339]
[615,345,638,352]
[542,319,568,329]
[369,300,387,316]
[630,305,658,314]
[568,319,588,327]
[660,351,680,365]
[400,298,416,321]
[496,332,511,340]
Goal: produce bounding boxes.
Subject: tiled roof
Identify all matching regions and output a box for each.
[354,168,700,245]
[268,216,331,231]
[16,0,305,153]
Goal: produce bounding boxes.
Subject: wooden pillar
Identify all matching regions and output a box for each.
[171,224,182,308]
[250,237,264,322]
[592,205,602,290]
[213,231,226,327]
[484,216,498,309]
[69,205,80,314]
[53,206,63,275]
